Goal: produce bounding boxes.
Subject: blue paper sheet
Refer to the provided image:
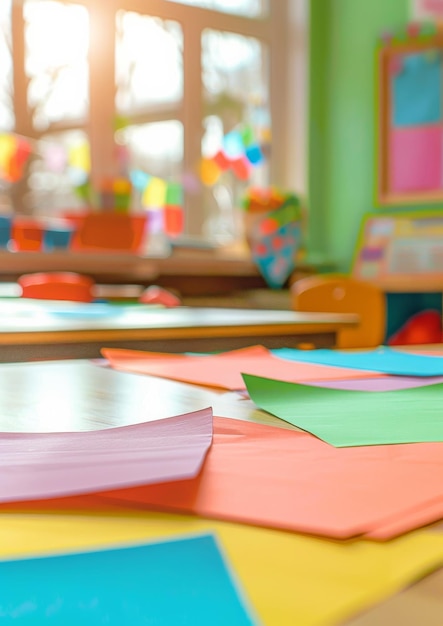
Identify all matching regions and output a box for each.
[0,534,256,625]
[272,346,443,377]
[393,51,442,126]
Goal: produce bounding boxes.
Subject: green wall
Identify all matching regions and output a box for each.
[308,0,409,271]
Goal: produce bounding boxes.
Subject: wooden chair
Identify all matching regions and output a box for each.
[18,272,95,303]
[291,274,386,348]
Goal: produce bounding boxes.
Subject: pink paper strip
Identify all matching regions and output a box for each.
[0,408,212,503]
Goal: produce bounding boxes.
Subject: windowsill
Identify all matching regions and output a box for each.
[0,245,335,297]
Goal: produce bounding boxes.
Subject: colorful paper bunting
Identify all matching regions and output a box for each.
[245,144,264,165]
[222,130,245,160]
[142,177,167,208]
[68,140,91,173]
[165,182,183,206]
[130,169,151,191]
[200,158,222,186]
[230,157,251,181]
[0,134,32,183]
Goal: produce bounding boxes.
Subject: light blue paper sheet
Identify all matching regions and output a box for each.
[0,534,256,625]
[272,346,443,377]
[393,51,442,126]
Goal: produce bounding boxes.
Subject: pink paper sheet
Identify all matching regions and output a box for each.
[100,417,443,540]
[390,126,442,192]
[0,408,212,503]
[102,345,381,391]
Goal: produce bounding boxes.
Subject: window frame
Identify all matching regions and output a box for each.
[8,0,307,238]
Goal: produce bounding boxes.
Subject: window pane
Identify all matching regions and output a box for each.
[27,130,90,215]
[116,11,183,113]
[203,29,267,106]
[202,29,271,192]
[117,121,183,176]
[164,0,268,18]
[24,1,89,131]
[0,0,13,130]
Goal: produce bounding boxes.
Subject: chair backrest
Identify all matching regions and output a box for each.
[18,272,95,303]
[291,274,386,348]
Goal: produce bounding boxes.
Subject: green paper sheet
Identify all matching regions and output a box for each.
[242,374,443,447]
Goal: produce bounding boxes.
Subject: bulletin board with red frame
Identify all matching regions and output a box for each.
[376,27,443,206]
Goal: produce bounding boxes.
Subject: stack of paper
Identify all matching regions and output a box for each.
[4,344,443,624]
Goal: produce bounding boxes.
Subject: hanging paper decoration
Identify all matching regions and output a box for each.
[244,189,303,289]
[240,124,255,147]
[68,140,91,173]
[230,156,251,181]
[164,204,184,237]
[8,137,32,183]
[200,157,222,186]
[199,114,270,186]
[213,150,231,171]
[142,176,167,208]
[145,208,164,233]
[165,182,183,206]
[222,130,245,159]
[0,134,15,173]
[251,221,302,289]
[99,177,132,213]
[0,134,32,183]
[130,169,151,191]
[67,139,91,194]
[245,143,263,165]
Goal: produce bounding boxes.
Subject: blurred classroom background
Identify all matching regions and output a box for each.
[1,0,443,341]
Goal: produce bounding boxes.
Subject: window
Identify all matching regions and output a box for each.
[0,0,305,243]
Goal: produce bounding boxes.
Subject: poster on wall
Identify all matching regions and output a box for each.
[352,210,443,287]
[376,28,443,206]
[411,0,443,21]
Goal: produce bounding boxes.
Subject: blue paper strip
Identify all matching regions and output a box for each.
[272,346,443,377]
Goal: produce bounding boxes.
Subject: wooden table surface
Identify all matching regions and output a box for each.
[0,300,358,361]
[0,357,441,625]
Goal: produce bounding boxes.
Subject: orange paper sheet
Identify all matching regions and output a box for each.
[367,498,443,540]
[6,415,443,540]
[102,345,381,390]
[93,417,443,540]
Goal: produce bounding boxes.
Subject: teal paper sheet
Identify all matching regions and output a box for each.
[0,534,257,625]
[243,373,443,447]
[272,346,443,377]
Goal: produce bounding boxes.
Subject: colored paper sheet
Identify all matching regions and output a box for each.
[0,533,256,626]
[95,417,443,540]
[102,345,381,391]
[308,375,443,391]
[390,126,442,193]
[273,346,443,377]
[0,408,212,502]
[393,51,442,126]
[243,373,443,447]
[367,497,443,540]
[3,512,443,626]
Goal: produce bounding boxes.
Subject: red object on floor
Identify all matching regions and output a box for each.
[18,272,95,302]
[387,309,443,346]
[139,286,181,308]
